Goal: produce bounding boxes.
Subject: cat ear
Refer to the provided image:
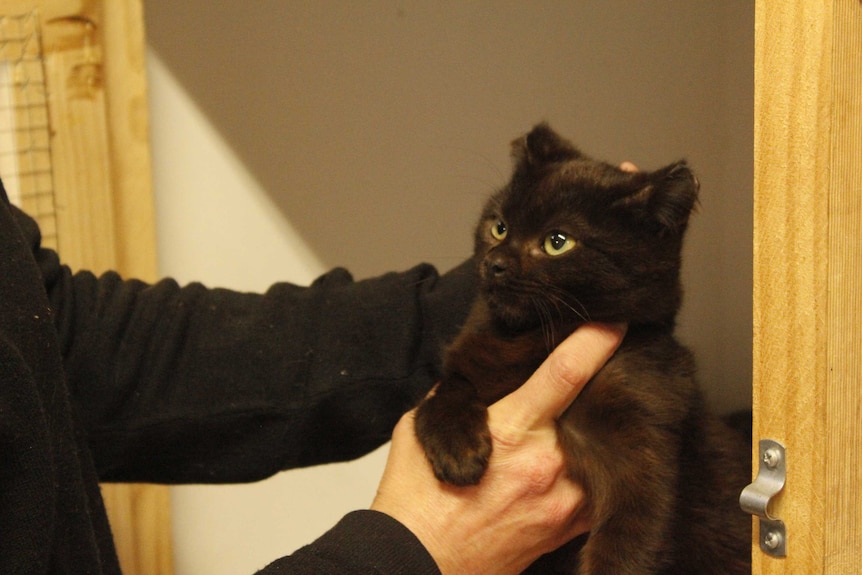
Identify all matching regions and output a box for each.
[618,161,699,234]
[511,123,581,169]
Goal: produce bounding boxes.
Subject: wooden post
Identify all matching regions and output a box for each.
[753,1,862,573]
[2,1,173,574]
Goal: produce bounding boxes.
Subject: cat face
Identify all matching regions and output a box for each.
[475,123,698,332]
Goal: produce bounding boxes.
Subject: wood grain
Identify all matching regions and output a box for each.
[753,1,861,573]
[100,0,158,278]
[43,11,118,268]
[824,2,862,572]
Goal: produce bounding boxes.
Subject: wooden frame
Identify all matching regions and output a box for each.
[753,1,861,573]
[1,1,172,574]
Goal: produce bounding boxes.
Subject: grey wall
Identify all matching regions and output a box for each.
[145,0,753,411]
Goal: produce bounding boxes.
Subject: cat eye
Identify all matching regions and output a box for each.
[491,219,508,241]
[543,232,576,256]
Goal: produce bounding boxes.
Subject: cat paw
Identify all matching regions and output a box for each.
[414,394,492,486]
[425,427,492,486]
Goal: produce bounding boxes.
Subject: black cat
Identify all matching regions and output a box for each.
[415,124,750,574]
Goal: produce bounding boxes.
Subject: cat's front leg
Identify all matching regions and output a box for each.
[414,375,492,486]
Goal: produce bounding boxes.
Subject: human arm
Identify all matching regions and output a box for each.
[257,511,440,575]
[10,202,476,483]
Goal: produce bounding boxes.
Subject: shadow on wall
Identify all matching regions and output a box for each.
[143,1,753,413]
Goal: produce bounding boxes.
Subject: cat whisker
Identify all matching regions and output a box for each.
[540,282,591,324]
[531,297,557,352]
[509,279,590,350]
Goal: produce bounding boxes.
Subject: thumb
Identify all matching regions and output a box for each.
[494,323,626,427]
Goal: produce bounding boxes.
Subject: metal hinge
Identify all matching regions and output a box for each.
[739,439,787,557]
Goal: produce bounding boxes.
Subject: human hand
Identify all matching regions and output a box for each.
[371,322,626,575]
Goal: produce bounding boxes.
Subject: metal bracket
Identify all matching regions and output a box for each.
[739,439,787,557]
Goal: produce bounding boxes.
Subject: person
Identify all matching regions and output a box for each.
[0,178,624,575]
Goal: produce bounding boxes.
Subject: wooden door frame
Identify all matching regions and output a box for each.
[753,1,861,573]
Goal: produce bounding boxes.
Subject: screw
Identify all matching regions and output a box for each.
[763,448,782,469]
[763,530,782,550]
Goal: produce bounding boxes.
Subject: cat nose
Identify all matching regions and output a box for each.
[485,256,509,277]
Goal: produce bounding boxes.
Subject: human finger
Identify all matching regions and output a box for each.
[620,161,639,173]
[494,322,626,427]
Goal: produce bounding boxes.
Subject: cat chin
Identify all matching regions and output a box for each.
[490,317,539,337]
[486,302,541,333]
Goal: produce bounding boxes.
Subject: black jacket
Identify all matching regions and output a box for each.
[0,181,475,574]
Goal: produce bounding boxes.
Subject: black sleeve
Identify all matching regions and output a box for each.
[12,203,476,483]
[257,511,441,575]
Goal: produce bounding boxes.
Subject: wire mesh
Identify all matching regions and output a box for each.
[0,10,57,247]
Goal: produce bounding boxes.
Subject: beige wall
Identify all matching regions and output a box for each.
[144,2,753,573]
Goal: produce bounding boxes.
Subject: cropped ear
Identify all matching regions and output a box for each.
[511,123,581,170]
[616,161,699,234]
